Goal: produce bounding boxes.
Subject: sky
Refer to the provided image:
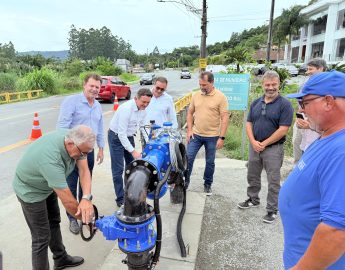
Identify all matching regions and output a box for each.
[1,0,310,54]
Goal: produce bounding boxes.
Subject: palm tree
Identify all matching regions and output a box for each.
[224,46,252,73]
[277,5,309,63]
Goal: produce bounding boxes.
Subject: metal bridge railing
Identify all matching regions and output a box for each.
[0,90,44,104]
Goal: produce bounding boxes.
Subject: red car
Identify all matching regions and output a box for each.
[97,76,131,103]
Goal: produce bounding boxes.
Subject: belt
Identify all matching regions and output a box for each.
[109,129,136,137]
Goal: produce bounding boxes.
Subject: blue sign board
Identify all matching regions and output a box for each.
[214,73,250,111]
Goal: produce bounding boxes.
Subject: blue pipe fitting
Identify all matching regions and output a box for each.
[96,215,157,253]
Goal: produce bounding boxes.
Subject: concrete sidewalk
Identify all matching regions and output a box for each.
[0,148,290,270]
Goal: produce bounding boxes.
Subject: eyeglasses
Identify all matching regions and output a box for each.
[75,144,90,158]
[155,86,166,92]
[261,103,266,116]
[298,96,324,109]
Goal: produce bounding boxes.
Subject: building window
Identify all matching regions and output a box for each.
[337,9,345,30]
[336,38,345,60]
[311,42,324,58]
[312,15,327,35]
[291,47,299,62]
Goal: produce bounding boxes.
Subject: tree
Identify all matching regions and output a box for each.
[277,5,309,63]
[224,46,252,73]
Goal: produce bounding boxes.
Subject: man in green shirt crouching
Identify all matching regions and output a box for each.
[13,125,95,270]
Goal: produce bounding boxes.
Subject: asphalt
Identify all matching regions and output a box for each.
[0,134,294,270]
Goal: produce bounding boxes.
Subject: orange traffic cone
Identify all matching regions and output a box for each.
[113,95,119,111]
[29,112,42,140]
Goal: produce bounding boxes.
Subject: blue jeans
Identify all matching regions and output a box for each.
[186,134,218,187]
[66,150,94,221]
[108,130,135,205]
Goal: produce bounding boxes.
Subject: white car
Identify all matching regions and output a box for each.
[180,69,191,79]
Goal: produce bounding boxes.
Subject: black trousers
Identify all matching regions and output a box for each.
[18,192,67,270]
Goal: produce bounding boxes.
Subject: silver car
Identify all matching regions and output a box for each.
[180,69,191,79]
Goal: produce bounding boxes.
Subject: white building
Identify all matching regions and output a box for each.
[289,0,345,63]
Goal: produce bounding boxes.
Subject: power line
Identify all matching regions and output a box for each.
[210,17,267,22]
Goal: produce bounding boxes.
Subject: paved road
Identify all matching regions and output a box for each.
[0,69,198,200]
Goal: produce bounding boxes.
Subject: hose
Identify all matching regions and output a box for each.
[80,204,99,242]
[150,165,172,268]
[176,180,187,257]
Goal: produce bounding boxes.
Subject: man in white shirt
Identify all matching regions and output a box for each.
[144,76,178,128]
[108,88,152,207]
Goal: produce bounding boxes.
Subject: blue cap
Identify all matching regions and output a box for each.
[286,70,345,99]
[163,122,173,127]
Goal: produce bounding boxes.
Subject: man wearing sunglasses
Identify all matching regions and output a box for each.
[144,76,178,129]
[13,125,95,270]
[238,70,293,224]
[57,73,104,234]
[280,70,345,270]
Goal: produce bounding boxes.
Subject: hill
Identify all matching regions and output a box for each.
[17,50,69,60]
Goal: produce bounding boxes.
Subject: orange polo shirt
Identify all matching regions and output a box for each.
[189,88,229,137]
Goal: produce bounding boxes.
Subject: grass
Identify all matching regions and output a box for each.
[120,73,139,83]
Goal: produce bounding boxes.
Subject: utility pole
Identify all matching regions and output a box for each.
[200,0,207,71]
[266,0,275,63]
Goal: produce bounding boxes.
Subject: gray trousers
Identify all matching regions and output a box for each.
[247,143,284,212]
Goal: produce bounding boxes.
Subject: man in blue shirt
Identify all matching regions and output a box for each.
[280,70,345,270]
[144,76,178,128]
[108,88,152,207]
[57,73,104,234]
[238,70,293,223]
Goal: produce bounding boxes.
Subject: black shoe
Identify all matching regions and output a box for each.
[54,255,84,270]
[237,198,260,209]
[69,220,80,235]
[116,201,123,207]
[204,185,212,196]
[263,212,277,224]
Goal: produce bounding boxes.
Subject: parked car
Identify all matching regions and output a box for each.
[272,63,299,77]
[140,73,155,85]
[205,65,227,73]
[180,68,191,79]
[298,64,308,75]
[97,76,131,103]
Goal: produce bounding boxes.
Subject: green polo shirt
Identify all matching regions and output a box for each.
[13,129,76,203]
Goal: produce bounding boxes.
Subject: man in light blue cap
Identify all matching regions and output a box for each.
[279,70,345,270]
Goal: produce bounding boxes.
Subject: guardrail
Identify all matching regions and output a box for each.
[0,90,43,104]
[174,92,192,113]
[174,92,192,129]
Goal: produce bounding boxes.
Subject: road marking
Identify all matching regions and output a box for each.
[1,109,114,154]
[0,108,58,122]
[0,139,32,154]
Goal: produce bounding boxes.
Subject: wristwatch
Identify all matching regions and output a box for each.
[82,194,93,201]
[219,136,225,140]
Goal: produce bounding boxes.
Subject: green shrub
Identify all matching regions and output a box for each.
[59,76,82,90]
[0,72,17,92]
[18,68,58,95]
[64,59,85,76]
[96,62,119,75]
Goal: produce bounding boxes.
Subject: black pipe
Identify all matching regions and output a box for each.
[177,183,187,257]
[150,165,172,269]
[123,165,152,218]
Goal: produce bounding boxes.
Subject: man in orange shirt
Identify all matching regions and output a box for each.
[185,71,229,195]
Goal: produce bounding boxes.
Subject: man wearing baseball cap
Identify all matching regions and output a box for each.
[279,70,345,270]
